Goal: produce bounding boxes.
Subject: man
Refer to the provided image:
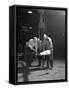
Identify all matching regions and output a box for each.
[37,38,42,66]
[42,34,53,69]
[24,39,36,67]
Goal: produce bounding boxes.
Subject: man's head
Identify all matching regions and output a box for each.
[37,38,40,41]
[33,37,38,42]
[37,38,41,43]
[44,34,47,40]
[28,39,34,46]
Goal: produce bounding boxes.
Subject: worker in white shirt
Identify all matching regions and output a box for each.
[24,39,35,67]
[42,34,53,69]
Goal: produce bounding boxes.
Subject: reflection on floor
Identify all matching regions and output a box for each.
[17,60,65,82]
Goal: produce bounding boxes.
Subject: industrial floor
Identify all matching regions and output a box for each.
[17,59,65,82]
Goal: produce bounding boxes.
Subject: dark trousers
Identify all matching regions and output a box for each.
[46,51,53,68]
[42,55,45,67]
[24,47,33,67]
[37,55,42,66]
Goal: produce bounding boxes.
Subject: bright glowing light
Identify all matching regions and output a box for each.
[28,11,32,13]
[29,27,32,29]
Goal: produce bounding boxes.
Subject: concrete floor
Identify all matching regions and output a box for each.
[17,59,65,82]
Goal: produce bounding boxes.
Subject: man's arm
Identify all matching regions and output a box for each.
[28,44,36,52]
[48,37,53,51]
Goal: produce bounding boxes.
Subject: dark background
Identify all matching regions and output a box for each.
[16,7,65,59]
